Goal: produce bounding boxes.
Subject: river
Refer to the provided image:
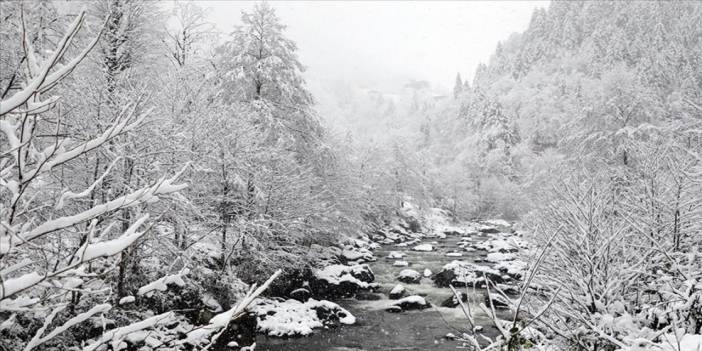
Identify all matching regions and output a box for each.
[256,232,509,351]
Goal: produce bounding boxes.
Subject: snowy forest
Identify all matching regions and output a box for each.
[1,1,701,350]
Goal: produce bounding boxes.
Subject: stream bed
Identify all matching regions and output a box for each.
[256,233,507,351]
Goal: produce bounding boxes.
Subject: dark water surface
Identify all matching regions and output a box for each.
[256,234,500,351]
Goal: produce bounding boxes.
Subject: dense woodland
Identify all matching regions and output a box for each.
[1,1,701,350]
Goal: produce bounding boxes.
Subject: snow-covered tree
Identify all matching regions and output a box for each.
[453,72,463,98]
[217,2,312,107]
[0,10,187,349]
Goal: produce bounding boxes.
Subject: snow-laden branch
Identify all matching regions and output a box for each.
[20,108,148,183]
[0,11,86,116]
[179,270,281,348]
[136,268,189,297]
[1,170,187,255]
[82,312,176,351]
[1,216,152,300]
[24,304,111,351]
[55,157,121,210]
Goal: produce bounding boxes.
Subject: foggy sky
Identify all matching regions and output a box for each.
[200,1,546,94]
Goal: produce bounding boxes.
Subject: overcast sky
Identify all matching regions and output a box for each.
[199,1,547,93]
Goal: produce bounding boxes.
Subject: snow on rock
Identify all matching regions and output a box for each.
[433,260,506,287]
[83,312,176,351]
[478,225,500,233]
[494,260,528,279]
[397,269,422,284]
[472,235,528,253]
[389,284,406,300]
[396,238,421,247]
[412,244,433,252]
[289,288,311,302]
[387,251,406,259]
[393,260,409,267]
[484,219,511,228]
[250,298,356,337]
[311,264,375,298]
[440,291,468,308]
[387,295,431,312]
[486,252,516,262]
[341,247,375,263]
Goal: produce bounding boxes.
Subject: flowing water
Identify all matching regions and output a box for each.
[257,234,504,351]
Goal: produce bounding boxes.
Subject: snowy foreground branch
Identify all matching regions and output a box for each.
[0,8,264,351]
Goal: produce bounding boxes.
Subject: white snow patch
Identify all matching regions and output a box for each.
[250,298,355,337]
[387,251,406,259]
[412,244,433,252]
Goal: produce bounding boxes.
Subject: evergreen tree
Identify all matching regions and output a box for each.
[453,72,463,98]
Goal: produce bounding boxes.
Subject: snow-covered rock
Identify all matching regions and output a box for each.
[393,260,409,267]
[341,248,375,263]
[412,244,433,252]
[494,260,528,279]
[396,238,421,247]
[387,251,406,259]
[387,295,431,312]
[397,269,422,284]
[486,252,516,262]
[389,284,406,299]
[433,260,506,287]
[472,235,528,253]
[440,291,468,307]
[478,225,500,233]
[311,264,375,297]
[289,288,311,302]
[251,298,355,337]
[484,219,511,228]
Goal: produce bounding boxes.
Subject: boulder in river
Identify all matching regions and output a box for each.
[311,264,375,298]
[440,291,469,307]
[385,306,403,313]
[251,298,356,337]
[397,269,422,284]
[433,260,506,288]
[397,238,421,247]
[478,225,500,234]
[445,252,462,257]
[472,235,529,253]
[486,252,516,262]
[393,260,409,267]
[387,251,406,259]
[423,268,432,277]
[412,244,433,252]
[389,284,405,299]
[387,295,431,312]
[289,288,311,302]
[494,259,528,280]
[341,248,375,263]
